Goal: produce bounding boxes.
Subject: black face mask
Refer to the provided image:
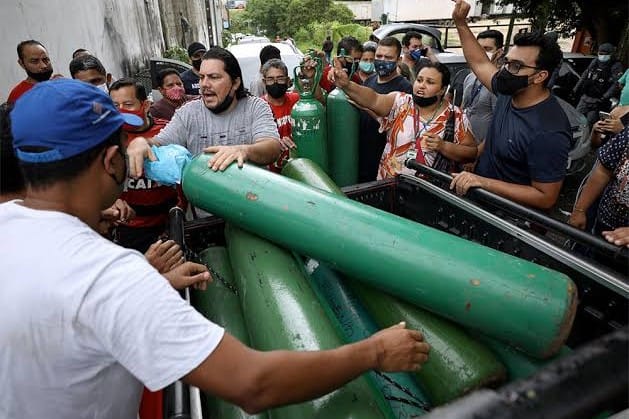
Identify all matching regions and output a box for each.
[493,68,530,96]
[26,68,53,82]
[266,82,288,99]
[192,59,202,71]
[413,94,439,107]
[344,60,357,75]
[209,93,235,114]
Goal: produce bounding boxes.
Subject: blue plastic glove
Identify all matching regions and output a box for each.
[144,145,192,186]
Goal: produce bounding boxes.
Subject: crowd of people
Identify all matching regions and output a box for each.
[0,19,429,419]
[1,0,627,416]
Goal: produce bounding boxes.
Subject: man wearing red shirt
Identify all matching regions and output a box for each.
[261,58,324,172]
[7,40,54,104]
[109,78,181,253]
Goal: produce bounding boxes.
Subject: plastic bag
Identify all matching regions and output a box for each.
[144,144,192,186]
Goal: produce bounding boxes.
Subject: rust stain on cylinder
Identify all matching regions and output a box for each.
[246,192,258,201]
[465,302,472,311]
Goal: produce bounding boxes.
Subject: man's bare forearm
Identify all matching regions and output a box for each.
[247,139,283,165]
[481,177,560,210]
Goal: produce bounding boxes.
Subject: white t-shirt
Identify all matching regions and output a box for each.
[0,201,224,419]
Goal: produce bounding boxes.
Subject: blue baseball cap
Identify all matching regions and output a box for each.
[11,79,143,163]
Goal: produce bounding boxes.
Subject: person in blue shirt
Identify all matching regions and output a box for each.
[449,0,571,210]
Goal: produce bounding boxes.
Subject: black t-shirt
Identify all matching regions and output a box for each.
[475,79,571,185]
[180,69,200,95]
[358,74,413,182]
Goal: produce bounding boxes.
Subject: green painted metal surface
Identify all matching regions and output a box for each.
[291,58,329,172]
[477,335,572,381]
[281,158,344,195]
[182,154,577,358]
[225,223,386,419]
[350,282,507,406]
[326,87,360,187]
[282,160,503,407]
[301,257,430,418]
[285,157,430,417]
[191,247,267,419]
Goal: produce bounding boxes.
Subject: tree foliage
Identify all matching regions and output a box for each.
[244,0,290,37]
[244,0,355,38]
[504,0,628,48]
[294,21,371,52]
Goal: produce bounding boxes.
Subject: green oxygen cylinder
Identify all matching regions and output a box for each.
[282,158,506,406]
[190,246,267,419]
[298,257,431,417]
[350,282,507,406]
[327,48,360,187]
[290,53,329,171]
[224,223,387,419]
[182,154,577,359]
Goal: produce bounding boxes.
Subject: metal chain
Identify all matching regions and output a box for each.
[374,371,431,411]
[186,250,239,296]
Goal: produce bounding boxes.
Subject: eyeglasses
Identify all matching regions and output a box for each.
[502,58,541,74]
[264,76,288,85]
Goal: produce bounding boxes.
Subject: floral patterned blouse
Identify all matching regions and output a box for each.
[377,92,470,179]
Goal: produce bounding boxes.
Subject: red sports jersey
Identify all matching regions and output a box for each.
[121,117,182,228]
[263,91,300,173]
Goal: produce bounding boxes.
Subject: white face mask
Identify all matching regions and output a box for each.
[598,54,611,62]
[96,83,109,93]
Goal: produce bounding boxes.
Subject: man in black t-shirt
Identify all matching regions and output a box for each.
[180,42,207,95]
[359,37,413,182]
[450,0,570,211]
[573,43,624,128]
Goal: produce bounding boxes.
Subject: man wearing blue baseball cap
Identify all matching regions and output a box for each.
[0,79,429,418]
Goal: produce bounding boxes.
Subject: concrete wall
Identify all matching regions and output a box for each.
[159,0,210,50]
[1,0,201,102]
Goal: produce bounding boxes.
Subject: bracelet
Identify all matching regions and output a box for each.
[573,208,586,213]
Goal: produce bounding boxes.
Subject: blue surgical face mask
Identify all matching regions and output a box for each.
[374,59,397,77]
[359,60,375,74]
[410,49,425,61]
[598,54,611,62]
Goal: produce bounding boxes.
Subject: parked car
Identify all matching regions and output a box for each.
[372,23,445,52]
[227,42,304,93]
[234,35,271,45]
[552,52,597,107]
[133,56,193,102]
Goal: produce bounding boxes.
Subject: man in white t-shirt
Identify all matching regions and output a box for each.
[1,79,430,419]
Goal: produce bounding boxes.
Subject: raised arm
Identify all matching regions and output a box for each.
[331,58,397,117]
[183,322,429,414]
[452,0,499,91]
